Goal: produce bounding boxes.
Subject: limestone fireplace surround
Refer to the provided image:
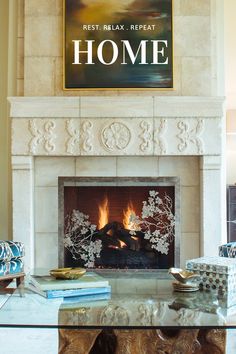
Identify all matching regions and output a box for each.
[9,96,225,271]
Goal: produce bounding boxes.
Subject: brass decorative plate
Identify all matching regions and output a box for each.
[172,281,199,292]
[50,267,86,279]
[168,267,200,284]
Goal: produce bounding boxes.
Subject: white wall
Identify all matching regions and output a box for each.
[224,0,236,185]
[226,110,236,185]
[225,0,236,109]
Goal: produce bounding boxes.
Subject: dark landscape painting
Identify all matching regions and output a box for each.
[64,0,173,89]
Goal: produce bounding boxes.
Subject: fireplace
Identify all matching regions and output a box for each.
[59,177,180,270]
[9,96,225,271]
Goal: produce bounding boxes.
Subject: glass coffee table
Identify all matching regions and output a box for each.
[0,272,235,353]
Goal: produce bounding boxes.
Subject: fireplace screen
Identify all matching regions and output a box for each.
[59,178,179,270]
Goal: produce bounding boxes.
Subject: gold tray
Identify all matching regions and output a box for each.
[50,267,86,280]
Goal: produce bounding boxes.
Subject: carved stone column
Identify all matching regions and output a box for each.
[12,156,34,270]
[200,155,226,256]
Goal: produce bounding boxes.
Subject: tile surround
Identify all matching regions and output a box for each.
[34,155,199,269]
[181,186,200,233]
[158,156,199,186]
[181,233,200,268]
[35,233,58,269]
[35,187,58,233]
[32,153,200,267]
[76,157,116,177]
[35,157,76,187]
[12,159,34,269]
[116,157,158,177]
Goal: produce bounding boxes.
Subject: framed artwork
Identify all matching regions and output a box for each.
[63,0,173,90]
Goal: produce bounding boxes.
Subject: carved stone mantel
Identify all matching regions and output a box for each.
[9,96,223,157]
[8,96,225,270]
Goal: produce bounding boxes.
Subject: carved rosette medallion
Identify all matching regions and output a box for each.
[101,122,131,151]
[28,119,56,154]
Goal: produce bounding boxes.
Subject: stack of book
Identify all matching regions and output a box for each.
[28,272,111,303]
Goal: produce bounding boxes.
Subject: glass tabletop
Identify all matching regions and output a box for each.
[0,271,236,329]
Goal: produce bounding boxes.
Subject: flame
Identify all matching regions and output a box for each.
[131,236,139,241]
[123,201,136,230]
[119,240,127,248]
[108,245,119,249]
[98,196,109,229]
[108,241,126,250]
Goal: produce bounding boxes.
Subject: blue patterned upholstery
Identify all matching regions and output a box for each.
[0,241,25,261]
[0,241,24,277]
[219,242,236,258]
[0,258,24,276]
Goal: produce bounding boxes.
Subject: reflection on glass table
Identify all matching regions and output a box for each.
[0,273,235,328]
[0,272,235,354]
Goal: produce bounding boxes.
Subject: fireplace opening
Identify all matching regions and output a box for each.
[59,178,179,270]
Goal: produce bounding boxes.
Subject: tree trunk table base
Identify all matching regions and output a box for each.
[58,328,226,354]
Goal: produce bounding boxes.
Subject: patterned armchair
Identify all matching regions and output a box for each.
[219,242,236,258]
[0,241,25,277]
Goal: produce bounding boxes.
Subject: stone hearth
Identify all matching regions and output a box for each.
[9,96,225,271]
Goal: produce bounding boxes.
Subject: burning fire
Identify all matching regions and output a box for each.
[98,196,109,229]
[119,240,127,248]
[123,201,136,230]
[98,197,137,231]
[108,240,127,250]
[131,236,139,241]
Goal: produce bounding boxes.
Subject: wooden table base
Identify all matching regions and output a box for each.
[59,328,226,354]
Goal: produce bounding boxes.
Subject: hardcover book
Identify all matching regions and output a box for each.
[29,272,109,291]
[63,292,111,304]
[28,283,111,299]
